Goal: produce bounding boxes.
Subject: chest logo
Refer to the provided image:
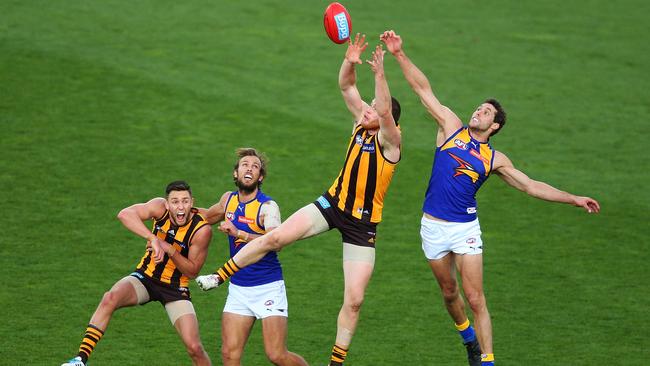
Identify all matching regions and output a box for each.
[454,139,469,150]
[448,152,479,183]
[238,216,255,224]
[226,212,234,220]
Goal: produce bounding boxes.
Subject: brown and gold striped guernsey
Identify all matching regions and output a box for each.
[327,124,400,223]
[135,210,208,288]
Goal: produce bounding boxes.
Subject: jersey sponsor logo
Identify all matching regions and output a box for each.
[362,143,376,153]
[467,207,476,214]
[470,149,490,164]
[237,216,255,224]
[448,152,480,183]
[454,139,469,150]
[356,207,370,215]
[317,196,331,209]
[226,211,234,220]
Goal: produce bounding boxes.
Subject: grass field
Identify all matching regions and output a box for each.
[1,0,648,365]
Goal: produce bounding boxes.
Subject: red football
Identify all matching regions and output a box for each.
[323,2,352,44]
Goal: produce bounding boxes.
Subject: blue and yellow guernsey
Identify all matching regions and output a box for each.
[224,190,283,287]
[423,127,495,222]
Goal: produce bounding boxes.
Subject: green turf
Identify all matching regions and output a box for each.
[1,0,648,364]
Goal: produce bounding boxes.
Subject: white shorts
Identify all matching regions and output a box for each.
[223,280,288,319]
[420,215,483,260]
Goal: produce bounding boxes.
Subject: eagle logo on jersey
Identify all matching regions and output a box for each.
[448,152,479,183]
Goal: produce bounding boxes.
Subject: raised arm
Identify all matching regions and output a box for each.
[117,197,167,242]
[367,44,401,161]
[381,30,462,141]
[493,151,601,213]
[339,33,368,122]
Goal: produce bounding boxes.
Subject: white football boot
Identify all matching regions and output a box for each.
[195,273,222,290]
[61,356,85,366]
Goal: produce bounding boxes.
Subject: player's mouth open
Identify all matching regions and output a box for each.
[176,211,186,221]
[244,174,253,180]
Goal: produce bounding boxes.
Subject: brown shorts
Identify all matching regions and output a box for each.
[313,194,378,248]
[131,271,191,304]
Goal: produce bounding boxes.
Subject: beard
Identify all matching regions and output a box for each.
[236,179,259,194]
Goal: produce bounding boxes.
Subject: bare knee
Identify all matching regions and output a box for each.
[265,348,288,365]
[440,283,460,305]
[99,291,120,311]
[262,230,285,252]
[464,290,487,314]
[222,344,242,363]
[344,293,365,313]
[186,341,206,359]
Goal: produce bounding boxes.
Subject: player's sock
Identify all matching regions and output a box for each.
[455,319,477,343]
[481,353,495,365]
[77,323,104,363]
[215,258,240,284]
[329,344,348,365]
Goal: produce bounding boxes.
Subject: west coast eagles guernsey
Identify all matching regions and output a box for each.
[136,210,209,288]
[327,124,400,223]
[423,127,495,222]
[224,190,283,287]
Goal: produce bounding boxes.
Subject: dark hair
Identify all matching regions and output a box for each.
[485,98,506,136]
[165,180,192,196]
[391,96,401,124]
[233,147,268,186]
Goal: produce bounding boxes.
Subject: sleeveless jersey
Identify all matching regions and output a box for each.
[136,210,209,288]
[423,127,495,222]
[224,190,283,287]
[327,124,400,223]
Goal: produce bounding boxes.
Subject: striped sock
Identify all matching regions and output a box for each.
[329,344,348,365]
[481,353,495,365]
[455,319,477,344]
[77,323,104,363]
[215,258,240,283]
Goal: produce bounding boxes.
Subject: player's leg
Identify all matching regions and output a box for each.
[62,275,146,366]
[457,254,493,365]
[329,244,374,366]
[422,215,481,365]
[221,312,255,366]
[235,203,329,266]
[261,316,309,366]
[428,254,468,324]
[204,203,330,287]
[168,300,212,366]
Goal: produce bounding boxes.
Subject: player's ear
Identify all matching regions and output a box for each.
[258,175,264,183]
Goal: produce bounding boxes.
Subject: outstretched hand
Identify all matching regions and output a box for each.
[574,196,601,213]
[345,33,368,64]
[366,44,386,74]
[380,30,402,55]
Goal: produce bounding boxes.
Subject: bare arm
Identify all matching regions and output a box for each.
[117,197,167,242]
[339,33,368,123]
[367,44,401,161]
[493,151,601,213]
[197,191,230,225]
[153,225,213,279]
[381,30,462,142]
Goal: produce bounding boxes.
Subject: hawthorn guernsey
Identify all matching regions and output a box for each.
[324,2,352,44]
